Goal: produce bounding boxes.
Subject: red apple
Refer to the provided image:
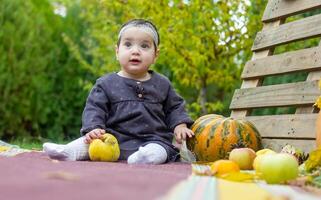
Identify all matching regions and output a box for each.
[229,148,256,170]
[259,153,299,184]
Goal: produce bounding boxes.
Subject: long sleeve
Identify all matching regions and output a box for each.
[80,79,109,135]
[164,84,194,131]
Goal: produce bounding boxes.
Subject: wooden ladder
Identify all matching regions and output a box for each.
[230,0,321,152]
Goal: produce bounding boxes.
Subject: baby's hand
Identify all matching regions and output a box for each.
[174,124,194,144]
[84,128,106,144]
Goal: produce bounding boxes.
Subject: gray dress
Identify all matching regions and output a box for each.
[80,70,193,162]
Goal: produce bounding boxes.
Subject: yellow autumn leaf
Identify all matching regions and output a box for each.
[304,148,321,172]
[314,96,321,109]
[314,80,321,108]
[192,162,257,183]
[217,171,256,183]
[0,146,10,152]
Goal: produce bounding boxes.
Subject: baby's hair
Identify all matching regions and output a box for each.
[117,19,160,50]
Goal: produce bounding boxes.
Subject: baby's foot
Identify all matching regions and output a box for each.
[127,144,167,164]
[43,143,76,161]
[127,149,145,164]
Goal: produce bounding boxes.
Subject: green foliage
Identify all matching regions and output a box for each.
[2,0,314,142]
[72,0,260,117]
[0,0,88,141]
[155,1,246,116]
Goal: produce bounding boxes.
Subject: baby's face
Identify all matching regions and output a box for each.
[116,27,158,77]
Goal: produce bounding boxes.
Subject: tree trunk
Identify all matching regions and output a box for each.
[199,78,207,115]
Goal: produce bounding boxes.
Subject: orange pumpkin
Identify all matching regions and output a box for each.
[187,114,262,162]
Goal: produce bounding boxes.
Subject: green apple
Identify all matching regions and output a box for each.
[229,148,256,170]
[259,153,298,184]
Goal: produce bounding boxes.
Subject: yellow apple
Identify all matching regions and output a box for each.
[256,148,276,156]
[253,149,276,172]
[88,133,120,162]
[229,148,256,170]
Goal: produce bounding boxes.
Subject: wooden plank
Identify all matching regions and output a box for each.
[230,80,319,109]
[231,53,267,117]
[306,70,321,81]
[296,41,321,113]
[295,105,319,114]
[252,14,321,51]
[242,46,321,79]
[232,1,320,152]
[240,114,317,139]
[262,138,316,153]
[231,21,283,118]
[296,70,321,113]
[262,0,321,22]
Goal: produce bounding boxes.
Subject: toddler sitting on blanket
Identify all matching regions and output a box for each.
[43,19,194,164]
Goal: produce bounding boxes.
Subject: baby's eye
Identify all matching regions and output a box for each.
[124,41,132,47]
[140,43,150,49]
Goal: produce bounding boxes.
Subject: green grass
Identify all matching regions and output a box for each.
[9,139,43,150]
[7,137,70,150]
[11,141,43,150]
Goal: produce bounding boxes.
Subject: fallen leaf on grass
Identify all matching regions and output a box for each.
[44,171,79,181]
[0,146,11,152]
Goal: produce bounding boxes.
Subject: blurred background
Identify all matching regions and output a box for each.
[1,0,317,147]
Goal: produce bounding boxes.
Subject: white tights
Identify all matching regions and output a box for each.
[43,137,168,164]
[43,136,89,161]
[127,143,167,164]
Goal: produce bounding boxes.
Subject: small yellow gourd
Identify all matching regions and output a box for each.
[88,133,120,162]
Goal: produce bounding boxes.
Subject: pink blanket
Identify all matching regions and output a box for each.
[0,152,191,200]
